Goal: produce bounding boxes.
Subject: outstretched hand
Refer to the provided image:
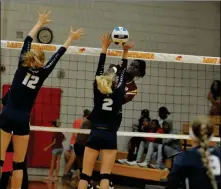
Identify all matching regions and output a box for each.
[38,11,52,26]
[69,27,84,40]
[123,41,134,51]
[101,33,111,50]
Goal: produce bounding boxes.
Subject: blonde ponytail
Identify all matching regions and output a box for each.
[96,74,115,95]
[198,125,218,189]
[191,116,218,189]
[22,51,35,67]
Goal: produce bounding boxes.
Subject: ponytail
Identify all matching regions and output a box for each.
[191,116,218,189]
[198,125,218,189]
[96,75,115,95]
[22,51,35,67]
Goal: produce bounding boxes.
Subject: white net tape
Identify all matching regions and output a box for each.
[1,40,220,65]
[30,126,220,142]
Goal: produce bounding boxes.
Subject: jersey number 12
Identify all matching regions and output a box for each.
[22,73,39,89]
[102,98,113,111]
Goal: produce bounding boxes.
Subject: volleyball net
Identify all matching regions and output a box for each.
[0,40,220,176]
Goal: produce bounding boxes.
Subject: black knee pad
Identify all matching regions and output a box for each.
[13,161,26,170]
[100,173,111,181]
[80,173,90,183]
[0,160,4,167]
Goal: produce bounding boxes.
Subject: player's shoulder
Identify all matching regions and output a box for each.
[174,147,200,165]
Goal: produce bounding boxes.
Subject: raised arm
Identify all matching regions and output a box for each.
[116,42,134,89]
[43,27,84,76]
[19,11,52,67]
[95,34,111,76]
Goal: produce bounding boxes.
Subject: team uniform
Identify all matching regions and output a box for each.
[166,146,221,189]
[0,35,66,136]
[86,53,127,150]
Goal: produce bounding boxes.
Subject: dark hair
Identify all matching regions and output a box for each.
[83,109,91,117]
[52,120,59,127]
[159,107,170,115]
[210,80,221,100]
[191,116,217,189]
[151,119,160,131]
[133,59,146,78]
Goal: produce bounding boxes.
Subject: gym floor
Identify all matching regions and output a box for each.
[26,176,138,189]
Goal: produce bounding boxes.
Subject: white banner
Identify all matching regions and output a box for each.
[1,40,220,65]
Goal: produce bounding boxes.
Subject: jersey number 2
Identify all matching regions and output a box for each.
[22,73,39,89]
[209,155,221,176]
[102,98,113,111]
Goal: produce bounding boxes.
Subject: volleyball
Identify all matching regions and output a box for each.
[111,26,129,45]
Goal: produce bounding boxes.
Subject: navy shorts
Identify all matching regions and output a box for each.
[86,128,117,150]
[0,112,30,136]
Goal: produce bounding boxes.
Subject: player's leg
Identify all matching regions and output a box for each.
[0,171,11,189]
[0,129,12,175]
[21,157,28,189]
[11,134,29,189]
[100,150,117,189]
[78,147,100,189]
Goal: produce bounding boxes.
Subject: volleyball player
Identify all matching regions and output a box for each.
[0,91,29,189]
[78,33,133,189]
[165,116,221,189]
[0,11,84,189]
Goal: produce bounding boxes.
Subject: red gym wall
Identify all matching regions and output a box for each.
[2,84,62,168]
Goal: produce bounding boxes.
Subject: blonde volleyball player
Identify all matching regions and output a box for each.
[165,116,220,189]
[78,34,134,189]
[0,11,84,189]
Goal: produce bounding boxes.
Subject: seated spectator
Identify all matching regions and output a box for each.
[127,119,163,167]
[44,120,65,181]
[208,80,221,115]
[158,106,172,127]
[63,109,91,179]
[150,120,181,169]
[117,109,151,164]
[68,117,91,187]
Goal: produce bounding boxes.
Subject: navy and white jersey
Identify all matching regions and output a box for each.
[166,146,221,189]
[2,36,66,120]
[1,91,9,106]
[89,53,127,131]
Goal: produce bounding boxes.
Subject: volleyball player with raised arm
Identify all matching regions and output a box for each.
[78,34,134,189]
[165,116,221,189]
[0,11,84,189]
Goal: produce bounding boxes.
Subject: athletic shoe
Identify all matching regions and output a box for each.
[137,162,149,167]
[126,160,137,166]
[110,181,114,189]
[117,159,127,164]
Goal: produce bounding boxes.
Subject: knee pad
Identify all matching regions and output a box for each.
[100,173,111,181]
[80,173,90,183]
[0,160,4,167]
[13,161,26,170]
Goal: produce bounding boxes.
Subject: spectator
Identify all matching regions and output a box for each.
[69,117,93,187]
[44,119,65,181]
[127,119,163,167]
[158,106,171,127]
[117,109,151,164]
[150,120,181,169]
[208,80,221,115]
[63,109,91,178]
